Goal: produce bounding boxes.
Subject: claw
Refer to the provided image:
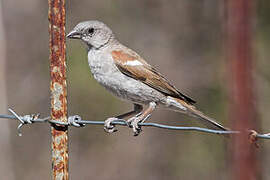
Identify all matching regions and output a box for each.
[126,112,142,128]
[129,117,143,136]
[126,117,135,128]
[131,120,142,136]
[104,117,118,133]
[104,127,118,133]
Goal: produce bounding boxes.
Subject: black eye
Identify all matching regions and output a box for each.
[88,28,94,35]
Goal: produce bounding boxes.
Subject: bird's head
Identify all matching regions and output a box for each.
[67,20,114,49]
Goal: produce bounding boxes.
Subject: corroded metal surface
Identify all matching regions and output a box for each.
[48,0,68,179]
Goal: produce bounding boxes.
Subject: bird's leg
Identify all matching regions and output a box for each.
[104,104,143,133]
[127,102,156,136]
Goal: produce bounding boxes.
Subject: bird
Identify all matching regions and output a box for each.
[67,20,228,136]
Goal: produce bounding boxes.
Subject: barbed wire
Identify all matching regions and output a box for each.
[1,108,270,141]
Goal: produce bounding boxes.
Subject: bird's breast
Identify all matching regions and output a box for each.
[87,49,166,104]
[87,49,125,91]
[87,49,118,78]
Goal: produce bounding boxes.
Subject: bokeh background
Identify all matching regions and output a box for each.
[0,0,269,179]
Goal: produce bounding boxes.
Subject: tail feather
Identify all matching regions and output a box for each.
[169,97,228,131]
[187,106,228,131]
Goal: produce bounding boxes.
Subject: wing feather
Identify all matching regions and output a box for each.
[112,50,196,104]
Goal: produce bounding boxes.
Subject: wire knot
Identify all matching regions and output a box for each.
[8,108,40,136]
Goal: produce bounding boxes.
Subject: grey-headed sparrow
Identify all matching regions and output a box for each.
[67,20,227,136]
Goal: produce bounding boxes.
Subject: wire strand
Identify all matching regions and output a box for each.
[0,108,269,141]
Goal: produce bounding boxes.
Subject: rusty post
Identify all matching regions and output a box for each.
[48,0,69,179]
[226,0,260,180]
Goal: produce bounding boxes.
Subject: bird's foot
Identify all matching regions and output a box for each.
[127,113,152,136]
[126,112,142,128]
[131,118,142,136]
[104,117,118,133]
[127,116,143,136]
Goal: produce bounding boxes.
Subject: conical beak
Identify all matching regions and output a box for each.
[67,30,81,39]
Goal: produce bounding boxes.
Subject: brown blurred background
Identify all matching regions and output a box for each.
[0,0,270,179]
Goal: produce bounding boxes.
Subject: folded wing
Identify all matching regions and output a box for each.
[111,50,196,105]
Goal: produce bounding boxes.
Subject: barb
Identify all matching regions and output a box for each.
[7,108,49,136]
[1,108,270,141]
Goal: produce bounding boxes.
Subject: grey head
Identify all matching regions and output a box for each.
[67,20,115,49]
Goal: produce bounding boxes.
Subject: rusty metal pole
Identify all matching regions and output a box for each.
[48,0,69,179]
[226,0,260,180]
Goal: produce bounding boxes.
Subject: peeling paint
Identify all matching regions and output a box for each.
[52,66,60,73]
[53,45,59,52]
[53,25,60,31]
[53,82,63,111]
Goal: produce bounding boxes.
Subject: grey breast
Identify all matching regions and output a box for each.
[87,49,166,104]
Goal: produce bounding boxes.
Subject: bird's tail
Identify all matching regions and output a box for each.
[167,97,228,131]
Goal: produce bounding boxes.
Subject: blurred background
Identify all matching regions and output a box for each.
[0,0,269,179]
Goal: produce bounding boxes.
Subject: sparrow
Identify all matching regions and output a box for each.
[67,20,228,136]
